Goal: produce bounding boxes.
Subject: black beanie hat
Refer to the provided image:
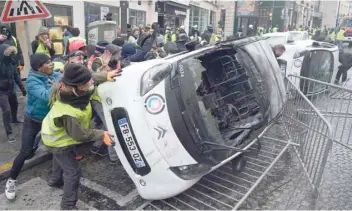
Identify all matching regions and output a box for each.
[30,53,51,71]
[62,63,92,86]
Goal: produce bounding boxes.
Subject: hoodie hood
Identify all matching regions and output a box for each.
[121,43,136,58]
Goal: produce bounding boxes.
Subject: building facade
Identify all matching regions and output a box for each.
[320,0,351,28]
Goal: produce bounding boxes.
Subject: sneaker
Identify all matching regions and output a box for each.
[91,146,108,157]
[5,179,16,200]
[8,134,16,143]
[75,153,84,161]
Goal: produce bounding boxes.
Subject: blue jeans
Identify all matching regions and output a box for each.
[10,115,42,179]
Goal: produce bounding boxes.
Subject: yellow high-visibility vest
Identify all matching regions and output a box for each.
[41,100,92,148]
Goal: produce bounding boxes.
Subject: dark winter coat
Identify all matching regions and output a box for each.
[0,24,24,66]
[121,43,136,60]
[0,44,23,93]
[202,30,212,43]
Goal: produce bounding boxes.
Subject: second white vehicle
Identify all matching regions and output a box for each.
[278,40,339,95]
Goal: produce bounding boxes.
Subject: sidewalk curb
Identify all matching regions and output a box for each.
[0,147,52,181]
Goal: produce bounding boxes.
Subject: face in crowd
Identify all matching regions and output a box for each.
[39,60,54,75]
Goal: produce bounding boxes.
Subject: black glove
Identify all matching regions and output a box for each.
[20,87,26,96]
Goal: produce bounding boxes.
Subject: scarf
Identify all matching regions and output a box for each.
[59,91,91,110]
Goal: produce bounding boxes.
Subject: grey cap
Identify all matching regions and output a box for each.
[105,44,122,55]
[38,26,49,35]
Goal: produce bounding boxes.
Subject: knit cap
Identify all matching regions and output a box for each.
[62,63,92,86]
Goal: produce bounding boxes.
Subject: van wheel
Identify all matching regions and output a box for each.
[231,154,246,173]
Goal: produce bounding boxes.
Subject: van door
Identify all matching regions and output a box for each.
[300,50,334,95]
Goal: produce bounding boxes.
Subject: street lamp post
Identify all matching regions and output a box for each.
[335,0,341,41]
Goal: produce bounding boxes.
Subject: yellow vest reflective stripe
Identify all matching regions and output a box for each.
[35,42,50,57]
[12,36,17,48]
[91,87,101,102]
[41,100,92,148]
[336,30,345,40]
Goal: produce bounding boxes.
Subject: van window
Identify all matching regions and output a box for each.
[300,50,334,94]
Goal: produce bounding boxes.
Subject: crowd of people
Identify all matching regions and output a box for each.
[0,21,227,210]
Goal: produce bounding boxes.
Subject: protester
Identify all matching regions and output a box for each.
[127,28,139,45]
[247,25,255,36]
[90,44,121,163]
[164,26,172,43]
[190,25,201,42]
[335,27,345,54]
[121,43,136,60]
[41,63,117,210]
[0,24,24,69]
[31,26,55,57]
[137,24,150,46]
[62,25,73,55]
[91,44,122,72]
[112,37,125,47]
[202,25,214,44]
[175,33,188,53]
[335,49,352,85]
[0,44,26,143]
[65,27,86,55]
[125,22,159,62]
[272,44,286,59]
[87,40,109,71]
[5,53,60,200]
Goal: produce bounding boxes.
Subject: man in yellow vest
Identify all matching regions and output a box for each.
[272,25,279,32]
[31,26,55,58]
[65,27,86,56]
[335,27,345,54]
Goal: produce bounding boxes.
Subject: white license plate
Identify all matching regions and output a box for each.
[118,118,146,168]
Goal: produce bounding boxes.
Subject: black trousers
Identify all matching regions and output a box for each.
[10,115,42,179]
[0,91,19,135]
[336,65,350,83]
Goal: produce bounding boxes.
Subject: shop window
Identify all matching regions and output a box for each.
[210,10,216,26]
[129,9,146,28]
[42,4,73,56]
[85,2,119,26]
[189,5,209,34]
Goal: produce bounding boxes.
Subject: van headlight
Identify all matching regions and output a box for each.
[140,63,173,96]
[170,164,212,180]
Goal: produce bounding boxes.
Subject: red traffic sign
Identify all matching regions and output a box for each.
[1,0,51,23]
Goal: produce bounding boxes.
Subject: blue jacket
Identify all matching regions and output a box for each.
[25,69,61,121]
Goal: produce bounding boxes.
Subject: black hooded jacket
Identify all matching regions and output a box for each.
[0,44,23,93]
[0,24,24,66]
